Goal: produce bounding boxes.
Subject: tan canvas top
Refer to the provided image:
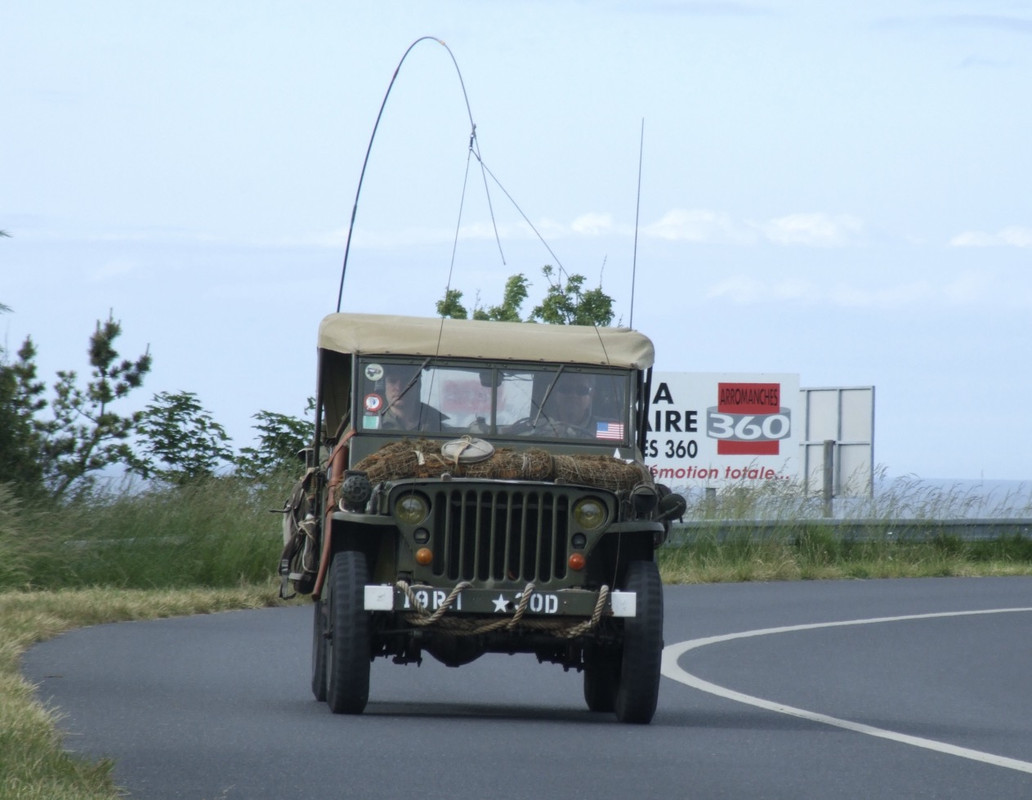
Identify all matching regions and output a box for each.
[317,313,655,369]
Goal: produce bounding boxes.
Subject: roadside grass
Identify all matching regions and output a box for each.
[1,474,1031,799]
[661,472,1032,583]
[17,475,289,590]
[686,471,1032,523]
[1,584,281,800]
[1,476,293,800]
[658,532,1032,583]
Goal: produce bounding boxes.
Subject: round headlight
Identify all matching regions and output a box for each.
[395,494,430,525]
[573,497,607,531]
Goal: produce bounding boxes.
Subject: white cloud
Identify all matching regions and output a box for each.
[456,221,515,241]
[705,275,766,303]
[826,282,934,308]
[349,213,624,249]
[302,227,349,248]
[942,271,989,305]
[756,213,864,247]
[644,208,755,244]
[642,209,866,247]
[570,212,615,236]
[89,260,136,281]
[705,277,821,304]
[526,218,567,240]
[771,279,822,302]
[949,226,1032,248]
[950,231,988,247]
[344,208,875,252]
[702,272,1017,310]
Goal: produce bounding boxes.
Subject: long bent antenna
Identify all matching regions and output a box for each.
[335,36,500,312]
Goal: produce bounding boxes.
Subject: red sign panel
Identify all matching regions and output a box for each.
[713,382,784,456]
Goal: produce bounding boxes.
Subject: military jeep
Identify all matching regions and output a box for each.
[280,312,685,724]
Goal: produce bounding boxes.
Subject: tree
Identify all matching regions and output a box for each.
[131,391,233,485]
[235,407,315,481]
[0,327,47,496]
[531,265,614,326]
[436,274,529,321]
[477,273,530,322]
[1,310,152,500]
[436,288,468,319]
[40,313,152,499]
[437,266,612,326]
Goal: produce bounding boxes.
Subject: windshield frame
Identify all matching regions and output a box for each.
[352,356,635,447]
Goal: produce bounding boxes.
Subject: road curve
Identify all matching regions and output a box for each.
[24,576,1032,799]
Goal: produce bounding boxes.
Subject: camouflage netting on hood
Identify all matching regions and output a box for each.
[551,454,654,493]
[346,439,654,499]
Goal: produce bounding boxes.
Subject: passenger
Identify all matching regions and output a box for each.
[380,365,447,431]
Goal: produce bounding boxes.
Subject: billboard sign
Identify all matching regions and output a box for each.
[645,372,800,490]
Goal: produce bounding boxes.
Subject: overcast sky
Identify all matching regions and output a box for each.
[3,1,1030,482]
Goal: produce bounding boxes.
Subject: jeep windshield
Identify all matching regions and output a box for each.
[356,357,631,446]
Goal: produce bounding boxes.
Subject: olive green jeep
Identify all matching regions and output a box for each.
[280,312,685,723]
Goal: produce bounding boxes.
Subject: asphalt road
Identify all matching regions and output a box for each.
[23,577,1032,799]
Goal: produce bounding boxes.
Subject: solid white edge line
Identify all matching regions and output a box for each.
[661,607,1032,775]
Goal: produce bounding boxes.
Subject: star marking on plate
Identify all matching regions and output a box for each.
[492,594,509,613]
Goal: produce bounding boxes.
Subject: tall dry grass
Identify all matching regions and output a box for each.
[661,471,1032,583]
[5,473,294,591]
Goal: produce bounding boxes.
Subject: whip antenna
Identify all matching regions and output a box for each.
[336,36,498,312]
[630,118,644,330]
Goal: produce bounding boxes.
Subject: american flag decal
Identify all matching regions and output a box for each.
[595,421,624,440]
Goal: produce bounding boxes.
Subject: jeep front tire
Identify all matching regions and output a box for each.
[325,550,371,714]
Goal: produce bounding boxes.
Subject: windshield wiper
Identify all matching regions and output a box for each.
[532,365,565,427]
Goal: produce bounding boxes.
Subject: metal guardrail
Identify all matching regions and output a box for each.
[667,518,1032,544]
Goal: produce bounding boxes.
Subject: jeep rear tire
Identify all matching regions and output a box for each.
[325,550,371,714]
[614,560,663,724]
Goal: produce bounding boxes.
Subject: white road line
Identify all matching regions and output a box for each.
[661,607,1032,775]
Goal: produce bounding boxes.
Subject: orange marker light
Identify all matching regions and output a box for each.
[568,552,586,571]
[415,547,434,566]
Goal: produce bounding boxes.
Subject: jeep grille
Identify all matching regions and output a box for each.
[428,487,570,585]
